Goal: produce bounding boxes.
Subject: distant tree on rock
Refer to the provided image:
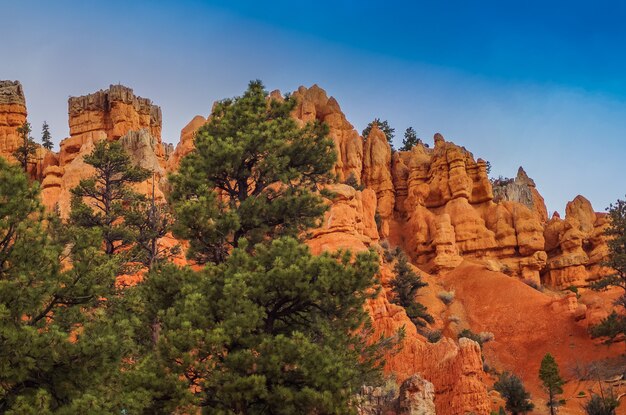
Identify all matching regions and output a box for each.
[493,371,534,415]
[400,126,422,151]
[41,121,53,150]
[390,251,433,327]
[13,121,37,173]
[362,118,395,148]
[70,140,150,257]
[590,197,626,342]
[539,353,565,415]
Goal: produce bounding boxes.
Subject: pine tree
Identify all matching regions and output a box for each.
[400,126,421,151]
[539,353,565,415]
[362,118,395,148]
[130,237,390,414]
[390,252,433,327]
[13,121,37,173]
[124,176,179,270]
[70,140,150,257]
[590,197,626,342]
[170,80,336,264]
[0,158,127,412]
[494,371,535,414]
[41,121,53,150]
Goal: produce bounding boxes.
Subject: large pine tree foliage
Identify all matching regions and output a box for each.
[169,80,336,264]
[129,238,386,414]
[0,158,128,412]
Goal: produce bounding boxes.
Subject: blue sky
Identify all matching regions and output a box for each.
[1,0,624,213]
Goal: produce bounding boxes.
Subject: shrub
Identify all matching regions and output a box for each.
[583,393,619,415]
[458,329,494,348]
[344,173,364,191]
[438,290,455,305]
[426,329,442,343]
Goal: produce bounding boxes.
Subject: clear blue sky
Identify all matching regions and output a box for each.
[1,0,625,214]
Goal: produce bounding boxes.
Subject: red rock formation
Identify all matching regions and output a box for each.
[291,85,364,184]
[44,85,166,215]
[0,81,27,160]
[167,115,207,171]
[60,85,164,166]
[394,134,547,283]
[363,125,395,237]
[543,195,612,288]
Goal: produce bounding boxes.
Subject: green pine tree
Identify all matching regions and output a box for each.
[124,178,179,270]
[0,158,128,412]
[13,121,37,173]
[70,140,150,257]
[400,126,421,151]
[390,252,433,327]
[169,80,336,264]
[129,237,392,414]
[41,121,53,150]
[590,197,626,342]
[494,371,535,414]
[362,118,395,148]
[539,353,565,415]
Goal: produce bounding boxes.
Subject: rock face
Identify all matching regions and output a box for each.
[389,135,548,284]
[291,85,364,183]
[60,85,164,166]
[363,125,395,237]
[0,81,27,160]
[543,195,611,288]
[493,166,548,223]
[43,85,166,214]
[306,193,491,414]
[167,115,207,171]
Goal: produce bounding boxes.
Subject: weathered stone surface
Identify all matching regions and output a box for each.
[167,115,207,171]
[493,166,548,223]
[363,125,395,237]
[291,85,363,183]
[0,81,27,159]
[307,184,379,255]
[60,85,164,166]
[542,195,610,288]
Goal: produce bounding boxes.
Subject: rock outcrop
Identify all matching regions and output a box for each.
[363,125,395,237]
[389,134,548,284]
[543,195,612,288]
[0,81,27,160]
[60,84,164,166]
[167,115,207,171]
[493,166,548,223]
[43,85,166,214]
[291,85,364,183]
